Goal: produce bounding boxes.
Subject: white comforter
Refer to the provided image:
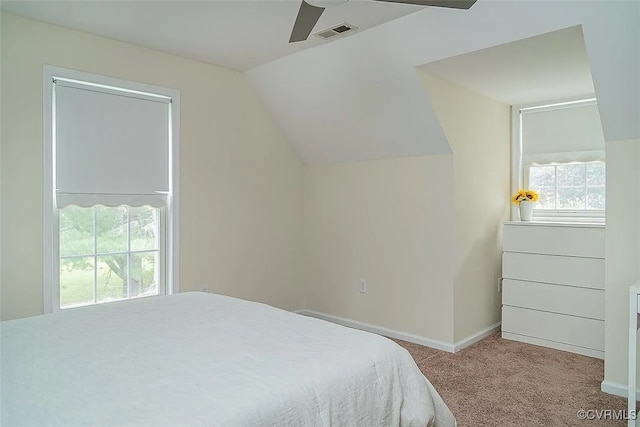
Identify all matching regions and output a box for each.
[1,292,455,427]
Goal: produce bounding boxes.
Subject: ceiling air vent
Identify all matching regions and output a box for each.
[314,22,358,40]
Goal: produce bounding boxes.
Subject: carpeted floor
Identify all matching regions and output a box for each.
[395,333,627,426]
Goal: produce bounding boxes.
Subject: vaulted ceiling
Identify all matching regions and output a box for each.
[419,25,594,107]
[3,1,639,164]
[1,0,425,71]
[247,1,639,163]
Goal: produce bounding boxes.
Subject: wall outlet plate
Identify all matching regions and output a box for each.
[359,278,367,294]
[200,286,208,293]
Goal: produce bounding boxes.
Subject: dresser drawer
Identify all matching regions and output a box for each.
[502,252,604,289]
[502,279,604,320]
[502,305,604,351]
[503,223,604,258]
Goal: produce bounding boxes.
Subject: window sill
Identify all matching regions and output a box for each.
[505,220,605,229]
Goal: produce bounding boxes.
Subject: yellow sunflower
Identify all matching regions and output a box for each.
[511,189,539,204]
[524,190,539,202]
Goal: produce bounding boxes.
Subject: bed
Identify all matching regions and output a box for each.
[1,292,455,426]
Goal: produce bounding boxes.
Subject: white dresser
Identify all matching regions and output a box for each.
[501,221,605,359]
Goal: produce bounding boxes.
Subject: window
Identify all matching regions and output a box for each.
[527,162,605,211]
[59,206,163,308]
[43,66,180,313]
[513,98,606,223]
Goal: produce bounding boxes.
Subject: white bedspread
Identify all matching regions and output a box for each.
[1,292,455,427]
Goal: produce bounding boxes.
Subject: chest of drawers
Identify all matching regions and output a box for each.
[501,222,605,359]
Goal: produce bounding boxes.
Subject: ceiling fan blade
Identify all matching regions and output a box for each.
[290,0,325,43]
[373,0,476,9]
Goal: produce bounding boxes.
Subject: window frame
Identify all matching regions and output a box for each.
[43,65,180,313]
[58,205,166,309]
[523,162,606,223]
[511,97,605,224]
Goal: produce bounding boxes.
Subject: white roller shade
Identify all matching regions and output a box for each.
[55,80,170,208]
[521,101,605,165]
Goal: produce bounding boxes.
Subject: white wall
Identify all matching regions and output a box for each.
[418,71,510,342]
[604,139,640,388]
[0,9,4,318]
[0,13,304,320]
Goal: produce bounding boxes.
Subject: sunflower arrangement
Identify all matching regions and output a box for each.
[511,189,539,205]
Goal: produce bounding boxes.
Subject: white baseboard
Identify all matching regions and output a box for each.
[296,309,501,354]
[453,322,502,352]
[296,309,454,352]
[601,380,640,398]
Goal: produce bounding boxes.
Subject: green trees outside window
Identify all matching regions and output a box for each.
[59,205,159,308]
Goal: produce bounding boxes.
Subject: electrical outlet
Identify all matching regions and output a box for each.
[497,278,503,293]
[199,286,208,293]
[359,278,367,294]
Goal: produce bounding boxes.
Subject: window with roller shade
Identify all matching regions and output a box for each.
[517,99,606,223]
[43,66,180,312]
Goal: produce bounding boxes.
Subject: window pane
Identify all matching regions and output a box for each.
[587,186,606,210]
[59,204,163,310]
[557,188,586,209]
[557,164,586,187]
[60,206,94,257]
[60,256,94,308]
[536,187,556,209]
[586,163,606,185]
[96,255,127,303]
[530,166,556,188]
[130,206,158,251]
[96,206,128,254]
[130,251,159,298]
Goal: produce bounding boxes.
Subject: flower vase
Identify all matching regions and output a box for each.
[519,200,535,222]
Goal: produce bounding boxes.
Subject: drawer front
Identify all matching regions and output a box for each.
[502,252,604,289]
[502,306,604,351]
[502,279,604,320]
[503,224,604,258]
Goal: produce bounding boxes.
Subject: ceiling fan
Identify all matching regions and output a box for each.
[290,0,477,43]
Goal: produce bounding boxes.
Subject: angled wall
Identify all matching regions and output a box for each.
[418,71,511,342]
[301,71,510,347]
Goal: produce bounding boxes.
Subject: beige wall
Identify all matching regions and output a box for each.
[303,156,456,343]
[302,72,510,345]
[1,13,509,347]
[604,139,640,387]
[0,13,305,320]
[419,71,511,341]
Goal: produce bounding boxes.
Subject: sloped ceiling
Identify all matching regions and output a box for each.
[247,1,639,164]
[419,25,594,106]
[3,1,637,165]
[0,0,424,71]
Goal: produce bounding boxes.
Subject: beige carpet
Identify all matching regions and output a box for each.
[395,333,627,427]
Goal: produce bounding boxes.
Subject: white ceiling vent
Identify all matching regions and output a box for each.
[314,22,358,40]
